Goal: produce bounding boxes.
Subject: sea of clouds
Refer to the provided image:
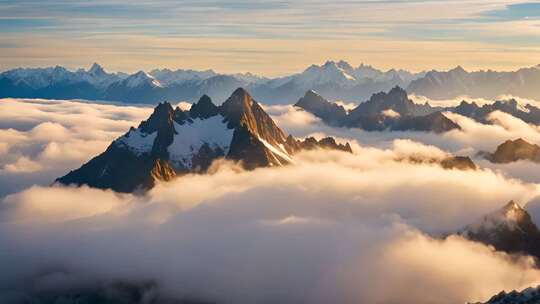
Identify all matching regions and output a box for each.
[2,97,540,303]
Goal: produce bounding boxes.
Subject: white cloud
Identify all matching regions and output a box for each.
[1,98,540,303]
[1,154,539,303]
[0,98,152,196]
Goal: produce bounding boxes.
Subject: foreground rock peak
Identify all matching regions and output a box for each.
[56,88,352,193]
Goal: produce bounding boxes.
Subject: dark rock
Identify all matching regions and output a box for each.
[294,90,348,126]
[484,138,540,163]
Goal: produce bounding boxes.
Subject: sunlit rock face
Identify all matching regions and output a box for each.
[483,138,540,164]
[458,201,540,261]
[56,88,351,192]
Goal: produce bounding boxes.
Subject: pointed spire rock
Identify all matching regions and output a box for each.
[220,88,255,127]
[189,95,219,119]
[89,62,105,74]
[138,102,175,134]
[451,65,467,73]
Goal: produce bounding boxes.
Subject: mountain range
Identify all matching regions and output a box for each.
[56,88,351,192]
[0,60,423,104]
[2,61,540,104]
[295,87,458,133]
[409,65,540,100]
[295,87,540,133]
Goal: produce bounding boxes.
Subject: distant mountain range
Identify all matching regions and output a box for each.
[4,61,537,105]
[409,65,540,100]
[295,87,540,133]
[56,88,351,193]
[0,60,424,104]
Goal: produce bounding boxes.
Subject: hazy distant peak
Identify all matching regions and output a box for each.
[88,62,105,74]
[125,71,162,88]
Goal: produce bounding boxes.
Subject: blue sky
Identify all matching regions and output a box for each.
[0,0,539,75]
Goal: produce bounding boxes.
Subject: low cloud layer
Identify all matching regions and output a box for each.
[2,98,540,303]
[1,151,540,303]
[0,99,152,196]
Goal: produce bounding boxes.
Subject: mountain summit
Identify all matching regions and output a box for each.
[484,138,540,164]
[56,88,351,192]
[458,201,540,261]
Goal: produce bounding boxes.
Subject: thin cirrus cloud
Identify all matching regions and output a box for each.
[0,0,539,75]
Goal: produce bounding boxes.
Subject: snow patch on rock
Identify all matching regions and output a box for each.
[168,115,233,168]
[115,129,157,155]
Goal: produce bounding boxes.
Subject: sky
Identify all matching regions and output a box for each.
[0,0,540,76]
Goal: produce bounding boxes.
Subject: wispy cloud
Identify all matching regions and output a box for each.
[0,0,539,75]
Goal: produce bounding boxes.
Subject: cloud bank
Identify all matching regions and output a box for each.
[1,151,540,303]
[0,99,152,196]
[2,98,540,303]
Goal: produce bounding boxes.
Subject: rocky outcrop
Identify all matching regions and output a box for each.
[440,156,477,170]
[484,138,540,164]
[294,90,348,126]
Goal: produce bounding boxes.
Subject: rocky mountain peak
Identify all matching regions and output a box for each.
[496,200,529,228]
[221,88,257,126]
[450,65,467,74]
[88,63,105,75]
[125,71,162,88]
[222,88,252,114]
[485,138,540,164]
[387,86,409,99]
[138,102,175,133]
[295,90,348,126]
[356,86,419,117]
[189,94,219,119]
[336,60,354,71]
[457,201,540,262]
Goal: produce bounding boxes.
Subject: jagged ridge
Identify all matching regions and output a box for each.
[295,86,460,133]
[57,88,352,192]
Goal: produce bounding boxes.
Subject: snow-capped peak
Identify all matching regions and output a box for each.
[149,68,217,86]
[125,71,162,88]
[295,60,357,88]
